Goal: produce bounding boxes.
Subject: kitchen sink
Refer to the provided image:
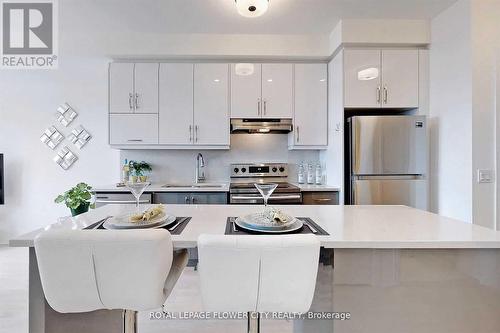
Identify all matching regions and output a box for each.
[161,184,225,188]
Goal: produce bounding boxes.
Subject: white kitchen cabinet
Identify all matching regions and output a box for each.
[109,63,158,114]
[109,114,158,145]
[134,63,159,114]
[159,63,194,145]
[381,50,419,108]
[230,63,262,118]
[344,49,419,109]
[292,64,328,147]
[261,64,293,118]
[344,49,382,108]
[194,64,230,146]
[109,63,134,114]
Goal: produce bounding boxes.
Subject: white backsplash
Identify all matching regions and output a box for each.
[120,134,320,183]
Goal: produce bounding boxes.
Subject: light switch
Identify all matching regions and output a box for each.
[477,169,495,183]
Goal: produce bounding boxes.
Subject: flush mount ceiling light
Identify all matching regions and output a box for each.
[357,67,379,81]
[235,63,255,76]
[235,0,269,18]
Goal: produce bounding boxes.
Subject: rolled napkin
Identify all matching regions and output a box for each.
[129,204,164,222]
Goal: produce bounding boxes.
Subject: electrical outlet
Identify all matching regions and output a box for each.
[477,169,495,183]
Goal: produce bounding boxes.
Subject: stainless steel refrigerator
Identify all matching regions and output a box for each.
[346,115,427,209]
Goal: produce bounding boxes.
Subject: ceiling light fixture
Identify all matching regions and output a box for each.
[235,0,269,18]
[235,63,255,76]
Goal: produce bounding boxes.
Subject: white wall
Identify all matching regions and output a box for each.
[329,19,430,55]
[121,135,319,184]
[429,0,500,228]
[470,0,500,229]
[429,0,473,223]
[0,1,327,244]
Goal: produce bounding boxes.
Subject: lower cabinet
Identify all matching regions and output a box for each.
[302,191,339,205]
[153,192,228,205]
[94,192,153,208]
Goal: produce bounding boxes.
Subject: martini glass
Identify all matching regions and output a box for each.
[125,181,150,211]
[254,183,278,207]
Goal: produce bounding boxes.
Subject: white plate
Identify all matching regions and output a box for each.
[104,212,176,229]
[234,217,303,234]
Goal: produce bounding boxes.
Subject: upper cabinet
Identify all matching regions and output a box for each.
[193,63,230,146]
[133,63,159,114]
[109,63,134,114]
[109,63,159,114]
[381,50,419,108]
[159,63,194,145]
[231,63,293,119]
[291,64,328,148]
[261,64,293,118]
[344,49,419,109]
[230,63,262,118]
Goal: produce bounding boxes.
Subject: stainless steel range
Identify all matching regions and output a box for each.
[229,163,302,204]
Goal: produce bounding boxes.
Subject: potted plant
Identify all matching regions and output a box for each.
[129,160,152,182]
[54,182,95,216]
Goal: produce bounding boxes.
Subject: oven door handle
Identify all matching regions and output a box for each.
[231,194,302,200]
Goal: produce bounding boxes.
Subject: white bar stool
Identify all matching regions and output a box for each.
[198,234,320,333]
[34,229,188,333]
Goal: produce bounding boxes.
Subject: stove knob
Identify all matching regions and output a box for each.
[272,167,278,173]
[233,168,239,173]
[279,167,285,172]
[241,167,247,173]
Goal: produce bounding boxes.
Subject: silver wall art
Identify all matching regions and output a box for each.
[53,146,78,170]
[40,126,64,150]
[41,102,92,170]
[56,102,78,127]
[68,125,92,149]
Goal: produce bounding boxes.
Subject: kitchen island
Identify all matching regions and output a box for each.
[10,204,500,333]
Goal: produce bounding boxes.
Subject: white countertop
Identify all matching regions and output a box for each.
[94,183,230,192]
[292,183,341,191]
[10,204,500,249]
[94,183,339,193]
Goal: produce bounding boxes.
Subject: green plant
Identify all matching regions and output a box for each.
[54,182,95,210]
[129,160,152,176]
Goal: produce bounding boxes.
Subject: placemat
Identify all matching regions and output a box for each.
[224,217,329,236]
[84,216,192,235]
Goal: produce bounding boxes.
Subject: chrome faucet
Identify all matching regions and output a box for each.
[195,153,206,183]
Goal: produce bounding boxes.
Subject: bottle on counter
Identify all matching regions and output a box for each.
[307,163,315,184]
[298,162,305,184]
[315,163,322,185]
[121,159,130,183]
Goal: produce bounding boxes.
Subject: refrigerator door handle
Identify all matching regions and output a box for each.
[354,174,424,181]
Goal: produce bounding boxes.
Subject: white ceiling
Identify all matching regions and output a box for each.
[87,0,457,35]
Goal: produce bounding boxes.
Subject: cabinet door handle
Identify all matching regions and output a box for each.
[296,126,300,143]
[195,125,199,142]
[263,100,267,115]
[376,86,381,103]
[135,93,139,109]
[257,99,261,116]
[383,86,388,104]
[189,125,192,142]
[129,93,134,110]
[191,196,196,204]
[184,196,189,204]
[127,139,143,142]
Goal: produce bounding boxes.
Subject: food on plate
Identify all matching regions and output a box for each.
[129,204,164,222]
[262,207,291,224]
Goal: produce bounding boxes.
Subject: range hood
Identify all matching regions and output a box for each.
[230,119,293,134]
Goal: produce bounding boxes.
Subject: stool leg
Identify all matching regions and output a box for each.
[247,312,260,333]
[124,310,137,333]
